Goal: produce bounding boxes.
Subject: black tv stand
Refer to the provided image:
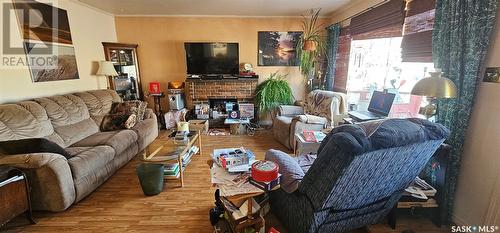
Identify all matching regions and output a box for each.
[203,74,223,80]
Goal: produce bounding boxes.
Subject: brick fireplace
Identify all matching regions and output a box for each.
[185,78,258,109]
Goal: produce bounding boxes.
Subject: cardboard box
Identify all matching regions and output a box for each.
[188,120,209,133]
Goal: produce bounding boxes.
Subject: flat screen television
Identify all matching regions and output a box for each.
[184,42,239,76]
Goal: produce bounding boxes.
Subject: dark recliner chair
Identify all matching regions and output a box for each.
[265,118,449,233]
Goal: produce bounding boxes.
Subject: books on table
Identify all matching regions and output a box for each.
[163,145,200,179]
[249,174,281,191]
[164,162,180,179]
[301,130,326,143]
[213,147,255,171]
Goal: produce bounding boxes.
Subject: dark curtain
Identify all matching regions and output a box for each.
[324,24,341,91]
[432,0,499,223]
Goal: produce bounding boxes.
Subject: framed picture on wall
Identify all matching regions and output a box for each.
[13,0,79,82]
[258,31,302,66]
[484,67,500,83]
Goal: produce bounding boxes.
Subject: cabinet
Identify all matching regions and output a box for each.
[102,42,143,100]
[0,166,35,228]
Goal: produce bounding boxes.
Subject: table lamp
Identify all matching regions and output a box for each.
[411,69,457,119]
[96,61,118,89]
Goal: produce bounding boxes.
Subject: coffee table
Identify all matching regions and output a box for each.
[142,131,202,187]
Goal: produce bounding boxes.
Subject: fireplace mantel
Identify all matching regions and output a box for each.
[186,78,258,109]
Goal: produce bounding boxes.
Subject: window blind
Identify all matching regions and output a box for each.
[401,0,436,62]
[349,0,406,37]
[333,27,352,93]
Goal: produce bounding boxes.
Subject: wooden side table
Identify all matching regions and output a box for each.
[207,160,275,233]
[293,133,322,156]
[148,92,166,129]
[0,166,35,228]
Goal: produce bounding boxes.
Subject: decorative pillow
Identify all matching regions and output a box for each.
[111,101,147,122]
[100,114,137,131]
[265,149,305,193]
[0,138,73,159]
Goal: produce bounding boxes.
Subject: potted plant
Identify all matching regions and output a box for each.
[297,9,326,79]
[255,71,294,116]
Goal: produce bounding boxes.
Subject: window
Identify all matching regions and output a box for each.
[346,37,433,117]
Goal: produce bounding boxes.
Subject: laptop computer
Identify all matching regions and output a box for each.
[348,91,396,122]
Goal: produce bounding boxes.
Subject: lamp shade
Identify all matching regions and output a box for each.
[96,61,118,76]
[411,71,457,98]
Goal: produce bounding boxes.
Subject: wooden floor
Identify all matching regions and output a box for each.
[4,130,450,233]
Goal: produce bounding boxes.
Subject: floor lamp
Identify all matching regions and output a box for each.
[411,69,458,120]
[96,61,118,89]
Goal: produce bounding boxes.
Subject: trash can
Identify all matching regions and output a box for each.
[136,164,164,196]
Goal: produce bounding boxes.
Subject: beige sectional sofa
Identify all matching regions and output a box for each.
[0,90,158,212]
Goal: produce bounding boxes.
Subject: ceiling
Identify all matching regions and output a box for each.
[77,0,353,17]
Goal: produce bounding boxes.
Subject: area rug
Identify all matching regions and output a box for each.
[208,128,231,136]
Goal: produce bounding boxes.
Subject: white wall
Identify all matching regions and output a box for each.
[0,0,117,103]
[329,0,385,26]
[453,6,500,226]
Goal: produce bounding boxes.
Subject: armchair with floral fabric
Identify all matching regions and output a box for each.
[273,90,348,150]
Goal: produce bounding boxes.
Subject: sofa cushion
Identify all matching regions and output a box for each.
[71,130,138,156]
[74,90,122,126]
[0,101,65,146]
[34,94,99,147]
[66,146,115,183]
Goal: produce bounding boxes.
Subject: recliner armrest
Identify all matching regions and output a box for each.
[293,114,328,126]
[278,105,304,117]
[265,149,305,193]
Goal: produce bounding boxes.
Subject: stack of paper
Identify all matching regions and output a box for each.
[210,165,261,197]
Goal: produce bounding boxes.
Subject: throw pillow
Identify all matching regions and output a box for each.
[264,149,305,193]
[111,101,147,122]
[0,138,73,159]
[101,114,137,131]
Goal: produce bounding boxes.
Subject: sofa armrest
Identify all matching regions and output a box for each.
[265,149,305,193]
[144,108,156,120]
[293,114,328,126]
[0,153,76,212]
[278,105,304,117]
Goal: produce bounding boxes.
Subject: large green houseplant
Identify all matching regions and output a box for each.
[297,9,326,79]
[255,71,294,115]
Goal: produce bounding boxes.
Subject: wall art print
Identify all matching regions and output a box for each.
[258,31,302,66]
